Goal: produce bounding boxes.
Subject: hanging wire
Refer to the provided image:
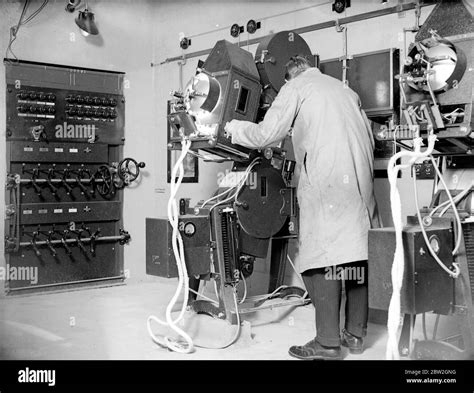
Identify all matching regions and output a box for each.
[5,0,30,62]
[22,0,49,24]
[432,314,440,340]
[5,0,50,63]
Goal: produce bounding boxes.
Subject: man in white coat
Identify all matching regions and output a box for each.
[224,56,381,360]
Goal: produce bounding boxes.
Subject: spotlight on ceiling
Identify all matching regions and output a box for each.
[180,37,191,50]
[230,23,244,38]
[246,20,261,34]
[65,0,81,13]
[332,0,351,14]
[75,8,99,36]
[66,1,99,36]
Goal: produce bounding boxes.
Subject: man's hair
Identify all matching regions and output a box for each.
[284,55,312,81]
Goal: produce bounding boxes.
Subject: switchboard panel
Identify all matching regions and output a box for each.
[4,60,144,294]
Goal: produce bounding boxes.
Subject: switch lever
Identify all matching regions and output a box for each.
[31,231,41,257]
[46,231,58,257]
[61,230,72,255]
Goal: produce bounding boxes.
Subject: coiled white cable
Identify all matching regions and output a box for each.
[386,134,436,360]
[147,139,195,353]
[147,145,259,353]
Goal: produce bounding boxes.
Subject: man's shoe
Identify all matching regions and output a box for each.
[341,329,364,354]
[288,338,342,360]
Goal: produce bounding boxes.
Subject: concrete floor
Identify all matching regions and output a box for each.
[0,277,458,360]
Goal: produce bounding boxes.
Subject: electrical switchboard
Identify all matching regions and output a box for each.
[4,59,144,294]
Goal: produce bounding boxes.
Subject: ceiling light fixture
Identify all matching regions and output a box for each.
[332,0,351,14]
[75,7,99,36]
[180,37,191,49]
[65,0,81,13]
[65,0,99,36]
[246,20,261,34]
[230,23,244,38]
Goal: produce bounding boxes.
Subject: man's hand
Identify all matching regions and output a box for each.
[224,120,238,139]
[223,119,260,149]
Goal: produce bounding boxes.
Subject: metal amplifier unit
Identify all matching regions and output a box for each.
[368,216,455,315]
[145,216,212,279]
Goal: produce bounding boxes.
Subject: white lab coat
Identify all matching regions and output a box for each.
[226,67,381,273]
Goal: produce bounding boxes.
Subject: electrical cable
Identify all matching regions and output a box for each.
[187,149,232,163]
[286,254,305,288]
[188,287,219,306]
[429,155,464,256]
[238,271,247,304]
[412,166,460,278]
[201,187,235,208]
[201,158,260,208]
[213,279,220,301]
[431,156,440,199]
[386,133,436,360]
[194,285,242,350]
[192,161,261,349]
[433,314,440,340]
[5,0,29,61]
[206,170,252,254]
[5,0,49,62]
[438,184,473,217]
[208,158,261,213]
[147,139,195,353]
[428,182,473,218]
[22,0,49,25]
[422,313,428,341]
[429,196,453,217]
[163,139,193,348]
[256,285,289,302]
[148,141,251,353]
[442,112,464,124]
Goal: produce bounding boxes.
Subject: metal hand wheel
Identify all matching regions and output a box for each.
[94,165,115,197]
[118,158,145,185]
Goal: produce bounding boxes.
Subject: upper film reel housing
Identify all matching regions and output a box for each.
[168,40,261,162]
[255,31,316,119]
[167,31,316,162]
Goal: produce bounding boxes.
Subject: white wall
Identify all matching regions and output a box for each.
[1,0,440,293]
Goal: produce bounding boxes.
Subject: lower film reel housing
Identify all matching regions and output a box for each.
[234,162,290,239]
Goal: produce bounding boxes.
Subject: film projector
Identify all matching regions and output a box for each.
[147,32,318,325]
